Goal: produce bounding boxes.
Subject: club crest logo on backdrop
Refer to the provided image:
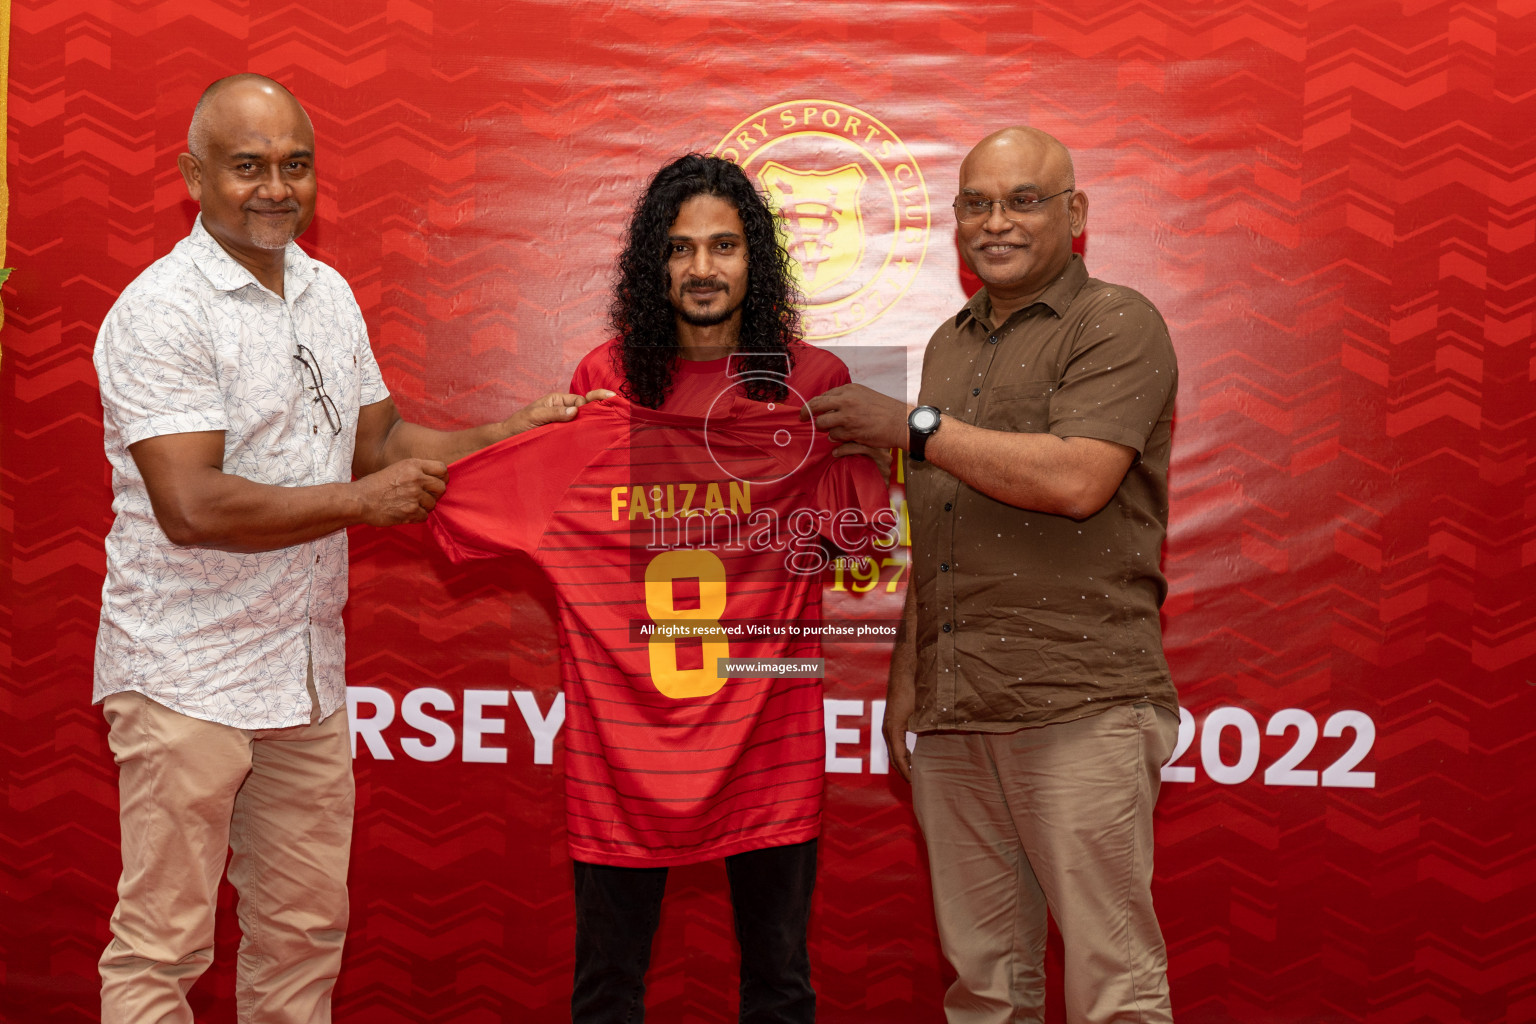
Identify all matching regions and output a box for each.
[713,100,929,340]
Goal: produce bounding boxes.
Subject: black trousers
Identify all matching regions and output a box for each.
[571,839,818,1024]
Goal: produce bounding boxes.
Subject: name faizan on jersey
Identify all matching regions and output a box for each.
[429,367,891,867]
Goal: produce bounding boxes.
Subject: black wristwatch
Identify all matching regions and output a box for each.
[907,405,941,462]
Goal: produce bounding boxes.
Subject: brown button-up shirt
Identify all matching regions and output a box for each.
[908,255,1179,731]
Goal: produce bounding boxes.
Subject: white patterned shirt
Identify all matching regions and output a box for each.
[93,216,389,728]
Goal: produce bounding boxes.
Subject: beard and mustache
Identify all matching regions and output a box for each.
[673,276,744,327]
[244,199,303,250]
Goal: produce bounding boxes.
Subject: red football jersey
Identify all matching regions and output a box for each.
[430,349,891,867]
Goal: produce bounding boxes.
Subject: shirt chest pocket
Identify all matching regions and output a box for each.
[978,380,1055,434]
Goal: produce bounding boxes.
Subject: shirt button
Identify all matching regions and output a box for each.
[940,562,949,572]
[971,387,980,396]
[944,502,953,511]
[988,335,998,344]
[313,426,318,434]
[942,622,953,633]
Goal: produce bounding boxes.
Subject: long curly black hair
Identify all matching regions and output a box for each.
[609,154,801,408]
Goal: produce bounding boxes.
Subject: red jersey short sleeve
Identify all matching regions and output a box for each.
[428,419,610,563]
[430,355,890,868]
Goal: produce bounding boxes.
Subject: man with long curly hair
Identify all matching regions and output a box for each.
[559,153,885,1024]
[574,152,806,411]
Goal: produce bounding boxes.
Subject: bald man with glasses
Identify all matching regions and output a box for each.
[805,126,1181,1023]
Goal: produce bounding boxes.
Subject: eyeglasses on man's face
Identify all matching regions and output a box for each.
[293,344,342,436]
[952,188,1074,224]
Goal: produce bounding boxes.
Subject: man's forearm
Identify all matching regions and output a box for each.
[379,419,510,468]
[883,584,919,782]
[132,430,446,553]
[149,469,371,552]
[923,418,1132,520]
[357,392,596,476]
[803,383,1129,519]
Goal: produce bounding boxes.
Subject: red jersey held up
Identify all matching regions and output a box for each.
[430,347,892,867]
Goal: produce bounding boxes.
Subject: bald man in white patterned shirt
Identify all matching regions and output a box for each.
[92,73,605,1023]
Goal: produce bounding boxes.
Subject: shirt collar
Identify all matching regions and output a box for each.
[188,214,318,300]
[955,253,1090,330]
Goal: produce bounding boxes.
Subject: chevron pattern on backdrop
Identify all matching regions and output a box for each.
[2,1,1533,1021]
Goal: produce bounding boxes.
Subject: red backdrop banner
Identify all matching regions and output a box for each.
[3,2,1534,1022]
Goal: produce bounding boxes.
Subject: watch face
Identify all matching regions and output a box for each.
[911,407,939,432]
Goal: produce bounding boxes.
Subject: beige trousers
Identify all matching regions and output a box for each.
[912,703,1179,1024]
[98,690,354,1024]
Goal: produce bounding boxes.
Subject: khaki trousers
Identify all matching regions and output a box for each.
[912,703,1179,1024]
[98,690,354,1024]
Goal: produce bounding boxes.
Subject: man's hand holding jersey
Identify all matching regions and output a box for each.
[801,383,910,481]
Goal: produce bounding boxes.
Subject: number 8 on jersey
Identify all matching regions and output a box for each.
[644,550,731,698]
